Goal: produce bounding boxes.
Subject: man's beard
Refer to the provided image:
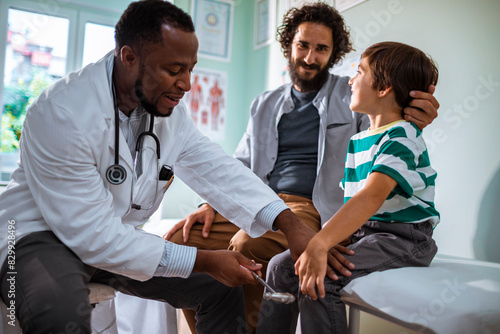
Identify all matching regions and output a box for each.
[133,79,174,118]
[288,58,330,92]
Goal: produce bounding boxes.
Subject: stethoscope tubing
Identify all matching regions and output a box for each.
[107,81,161,193]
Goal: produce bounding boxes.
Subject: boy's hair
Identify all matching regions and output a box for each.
[115,0,194,54]
[362,42,438,109]
[277,2,353,69]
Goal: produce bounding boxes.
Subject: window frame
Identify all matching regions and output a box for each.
[76,11,119,70]
[0,0,120,184]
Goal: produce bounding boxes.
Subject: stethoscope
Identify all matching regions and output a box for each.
[106,82,161,211]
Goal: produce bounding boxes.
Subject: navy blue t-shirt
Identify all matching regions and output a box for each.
[268,88,319,199]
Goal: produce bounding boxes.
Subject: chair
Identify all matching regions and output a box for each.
[89,283,118,334]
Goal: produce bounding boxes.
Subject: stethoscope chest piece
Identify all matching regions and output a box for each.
[106,164,127,185]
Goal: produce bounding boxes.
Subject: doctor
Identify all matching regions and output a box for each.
[0,1,316,333]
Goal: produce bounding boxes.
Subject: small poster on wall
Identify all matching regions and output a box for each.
[192,0,233,61]
[184,68,227,141]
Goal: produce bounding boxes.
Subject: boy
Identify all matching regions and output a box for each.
[258,42,440,333]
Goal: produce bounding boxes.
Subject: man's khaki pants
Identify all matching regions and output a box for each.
[169,193,321,333]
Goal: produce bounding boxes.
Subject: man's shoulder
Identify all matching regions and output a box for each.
[323,73,351,94]
[37,58,109,106]
[255,83,291,101]
[249,84,292,116]
[27,58,111,133]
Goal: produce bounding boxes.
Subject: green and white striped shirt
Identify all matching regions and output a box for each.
[341,120,440,227]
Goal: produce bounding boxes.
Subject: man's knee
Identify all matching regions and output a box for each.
[230,231,285,262]
[168,227,188,245]
[168,226,212,249]
[169,221,236,250]
[229,231,254,255]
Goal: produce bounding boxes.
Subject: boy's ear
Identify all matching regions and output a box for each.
[378,86,393,97]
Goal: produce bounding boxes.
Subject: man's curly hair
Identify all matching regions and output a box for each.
[277,2,353,69]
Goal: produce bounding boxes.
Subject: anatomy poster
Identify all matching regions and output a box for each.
[185,68,227,140]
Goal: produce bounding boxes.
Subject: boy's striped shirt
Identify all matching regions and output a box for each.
[341,120,439,227]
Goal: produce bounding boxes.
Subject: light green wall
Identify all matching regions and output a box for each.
[161,0,270,217]
[175,0,257,154]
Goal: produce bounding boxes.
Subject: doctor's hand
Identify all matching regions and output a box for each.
[403,84,440,130]
[164,203,216,242]
[193,249,262,287]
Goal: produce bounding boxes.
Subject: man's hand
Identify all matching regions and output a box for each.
[404,85,440,130]
[326,244,354,280]
[163,203,216,242]
[273,209,354,279]
[193,249,262,287]
[273,209,315,261]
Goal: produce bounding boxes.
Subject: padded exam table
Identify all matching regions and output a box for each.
[340,255,500,333]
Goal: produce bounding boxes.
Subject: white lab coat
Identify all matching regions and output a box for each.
[0,52,280,281]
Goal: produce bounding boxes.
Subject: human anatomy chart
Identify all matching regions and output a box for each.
[185,67,227,141]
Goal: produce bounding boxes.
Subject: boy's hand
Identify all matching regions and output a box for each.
[274,210,355,276]
[295,240,329,300]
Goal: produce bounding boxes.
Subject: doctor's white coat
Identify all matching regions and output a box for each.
[0,52,280,281]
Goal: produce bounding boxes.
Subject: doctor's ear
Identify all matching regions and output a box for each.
[120,46,138,69]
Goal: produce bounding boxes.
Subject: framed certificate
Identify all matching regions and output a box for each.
[334,0,367,12]
[254,0,276,49]
[191,0,234,61]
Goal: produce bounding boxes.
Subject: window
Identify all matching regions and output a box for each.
[1,9,69,155]
[0,0,118,183]
[82,22,115,67]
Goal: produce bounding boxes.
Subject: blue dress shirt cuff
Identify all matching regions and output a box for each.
[154,241,197,278]
[256,199,289,232]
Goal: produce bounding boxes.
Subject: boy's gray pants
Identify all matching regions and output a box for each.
[257,220,437,334]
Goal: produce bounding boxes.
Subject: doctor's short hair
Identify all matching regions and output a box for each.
[277,2,352,69]
[361,42,439,109]
[115,0,194,54]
